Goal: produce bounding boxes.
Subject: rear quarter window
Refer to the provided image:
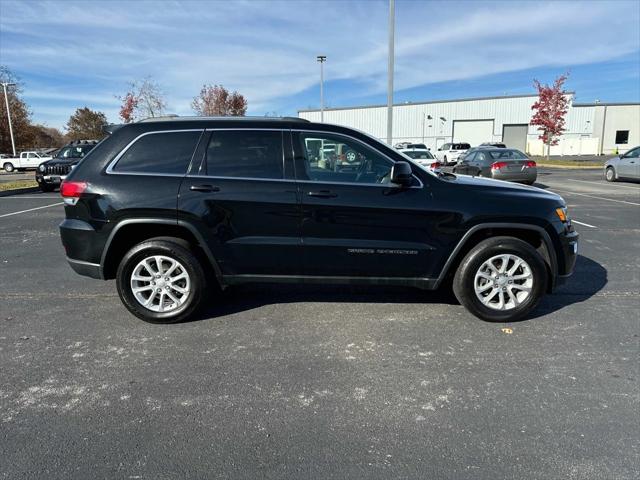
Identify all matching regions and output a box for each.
[113,130,202,174]
[205,130,284,179]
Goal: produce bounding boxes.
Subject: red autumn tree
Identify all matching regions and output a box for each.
[119,92,138,123]
[530,74,570,160]
[191,84,247,116]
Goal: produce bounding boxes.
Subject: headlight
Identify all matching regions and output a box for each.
[39,164,46,172]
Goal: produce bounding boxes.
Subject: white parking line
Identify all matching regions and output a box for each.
[0,196,60,199]
[0,202,63,218]
[568,179,640,191]
[572,220,597,228]
[553,190,640,206]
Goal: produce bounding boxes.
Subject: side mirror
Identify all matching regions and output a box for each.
[390,161,413,187]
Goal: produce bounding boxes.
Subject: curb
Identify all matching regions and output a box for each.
[0,187,41,197]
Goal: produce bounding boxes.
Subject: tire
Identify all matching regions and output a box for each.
[3,162,14,173]
[116,238,207,324]
[605,167,616,182]
[39,183,55,192]
[452,236,548,322]
[443,155,448,165]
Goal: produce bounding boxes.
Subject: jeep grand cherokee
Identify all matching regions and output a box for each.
[59,117,578,323]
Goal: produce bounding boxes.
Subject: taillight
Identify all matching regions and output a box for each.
[430,162,441,170]
[524,160,536,168]
[491,161,507,170]
[60,181,87,205]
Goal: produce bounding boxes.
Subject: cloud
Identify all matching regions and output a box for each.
[0,0,638,128]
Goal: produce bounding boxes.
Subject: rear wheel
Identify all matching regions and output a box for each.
[443,155,448,165]
[3,162,14,173]
[116,238,206,323]
[453,237,547,322]
[605,167,616,182]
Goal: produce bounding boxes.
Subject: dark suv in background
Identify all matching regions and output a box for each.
[59,117,578,324]
[36,140,98,191]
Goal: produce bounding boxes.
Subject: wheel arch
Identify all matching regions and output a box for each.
[100,218,223,284]
[436,223,558,293]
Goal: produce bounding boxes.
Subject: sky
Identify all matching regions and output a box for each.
[0,0,639,130]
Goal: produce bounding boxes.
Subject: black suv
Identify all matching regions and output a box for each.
[59,117,578,323]
[36,140,98,192]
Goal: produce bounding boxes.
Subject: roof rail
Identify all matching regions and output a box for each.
[137,115,310,123]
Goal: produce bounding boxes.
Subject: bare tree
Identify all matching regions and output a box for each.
[192,84,247,117]
[118,77,167,122]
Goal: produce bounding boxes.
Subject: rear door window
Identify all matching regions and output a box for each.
[113,130,202,174]
[205,130,284,179]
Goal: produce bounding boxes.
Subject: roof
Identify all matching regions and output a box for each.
[298,92,576,113]
[573,102,640,107]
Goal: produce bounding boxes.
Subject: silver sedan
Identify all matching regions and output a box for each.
[604,146,640,182]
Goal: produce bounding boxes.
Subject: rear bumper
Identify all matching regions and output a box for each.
[60,219,106,279]
[66,257,102,279]
[491,169,537,182]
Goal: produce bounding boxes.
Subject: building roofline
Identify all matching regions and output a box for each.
[298,92,576,113]
[573,102,640,107]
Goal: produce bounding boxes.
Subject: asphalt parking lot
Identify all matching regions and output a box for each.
[1,168,638,479]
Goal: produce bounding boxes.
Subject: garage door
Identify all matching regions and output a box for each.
[502,124,528,151]
[452,120,494,147]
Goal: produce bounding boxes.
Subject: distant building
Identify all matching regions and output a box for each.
[299,94,640,155]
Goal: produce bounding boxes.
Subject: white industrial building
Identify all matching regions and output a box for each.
[299,93,640,156]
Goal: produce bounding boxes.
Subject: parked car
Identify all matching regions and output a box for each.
[59,117,577,324]
[399,148,441,173]
[36,140,99,191]
[453,148,537,185]
[434,143,471,165]
[2,151,52,172]
[604,146,639,182]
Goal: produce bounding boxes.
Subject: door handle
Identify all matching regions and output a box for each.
[307,190,337,198]
[189,184,220,193]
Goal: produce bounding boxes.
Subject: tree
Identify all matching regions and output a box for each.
[191,84,247,116]
[66,107,107,140]
[0,65,35,153]
[530,74,570,160]
[29,125,66,148]
[118,77,166,122]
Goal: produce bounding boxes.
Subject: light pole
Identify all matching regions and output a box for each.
[317,55,326,122]
[1,82,17,157]
[386,0,395,145]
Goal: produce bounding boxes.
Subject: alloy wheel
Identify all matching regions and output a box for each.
[130,255,191,312]
[474,254,533,311]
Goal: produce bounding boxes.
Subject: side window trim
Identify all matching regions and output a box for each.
[106,129,204,176]
[291,129,423,189]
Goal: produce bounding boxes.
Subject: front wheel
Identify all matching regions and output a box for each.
[605,167,616,182]
[116,238,207,323]
[3,162,14,173]
[453,237,548,322]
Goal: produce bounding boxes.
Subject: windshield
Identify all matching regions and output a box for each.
[55,145,95,159]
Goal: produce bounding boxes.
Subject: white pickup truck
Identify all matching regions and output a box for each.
[1,151,53,172]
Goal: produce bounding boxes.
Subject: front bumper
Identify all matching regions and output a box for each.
[36,173,66,185]
[555,228,579,285]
